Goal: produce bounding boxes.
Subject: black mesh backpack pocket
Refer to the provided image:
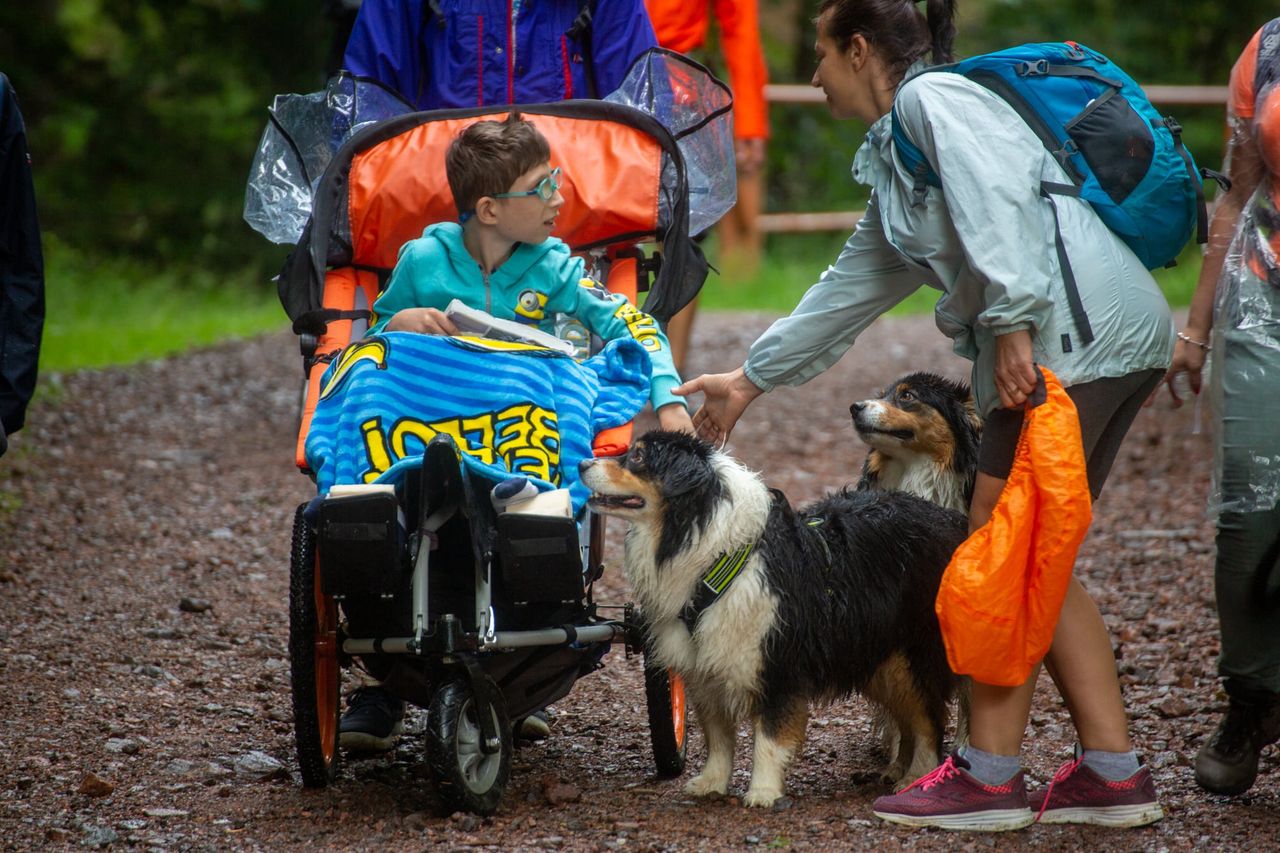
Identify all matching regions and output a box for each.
[1066,88,1154,204]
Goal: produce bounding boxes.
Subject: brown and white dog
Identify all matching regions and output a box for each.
[851,371,982,514]
[851,371,982,769]
[580,432,968,806]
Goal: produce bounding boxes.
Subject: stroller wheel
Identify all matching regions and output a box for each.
[644,660,688,778]
[426,675,512,815]
[288,503,341,787]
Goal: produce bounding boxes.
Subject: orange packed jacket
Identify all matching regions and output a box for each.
[644,0,770,140]
[934,367,1093,688]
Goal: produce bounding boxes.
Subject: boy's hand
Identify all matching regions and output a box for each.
[385,308,459,336]
[656,403,694,434]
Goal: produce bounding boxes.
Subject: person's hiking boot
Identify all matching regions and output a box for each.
[872,754,1034,831]
[338,686,405,753]
[1195,687,1280,795]
[516,708,551,741]
[1029,755,1163,826]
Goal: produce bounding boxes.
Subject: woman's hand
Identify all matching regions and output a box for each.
[994,329,1038,409]
[673,367,765,444]
[656,403,695,434]
[1162,328,1211,408]
[385,308,459,335]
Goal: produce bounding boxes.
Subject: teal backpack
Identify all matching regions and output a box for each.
[891,41,1221,347]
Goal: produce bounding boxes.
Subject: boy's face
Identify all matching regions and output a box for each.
[490,161,565,245]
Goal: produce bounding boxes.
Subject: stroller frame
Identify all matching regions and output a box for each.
[281,97,712,814]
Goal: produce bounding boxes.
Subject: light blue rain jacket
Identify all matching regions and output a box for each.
[744,68,1174,416]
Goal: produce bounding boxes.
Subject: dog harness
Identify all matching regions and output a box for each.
[679,543,755,632]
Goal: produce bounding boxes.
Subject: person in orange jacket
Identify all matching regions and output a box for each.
[645,0,770,371]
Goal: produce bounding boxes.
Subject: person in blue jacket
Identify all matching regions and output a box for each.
[0,73,44,459]
[342,0,658,107]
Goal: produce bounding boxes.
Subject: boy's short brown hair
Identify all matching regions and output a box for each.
[446,112,552,215]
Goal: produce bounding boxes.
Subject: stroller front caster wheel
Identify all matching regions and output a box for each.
[426,676,512,815]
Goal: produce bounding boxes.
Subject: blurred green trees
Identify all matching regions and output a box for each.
[761,0,1267,219]
[2,1,330,273]
[0,1,1269,276]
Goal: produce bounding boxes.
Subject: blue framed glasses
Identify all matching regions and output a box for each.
[491,167,561,202]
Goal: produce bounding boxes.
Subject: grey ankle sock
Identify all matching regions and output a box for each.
[958,745,1021,785]
[1081,749,1140,781]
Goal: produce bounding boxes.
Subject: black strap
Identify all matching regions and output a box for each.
[1039,65,1124,90]
[1202,167,1232,193]
[1158,116,1209,245]
[291,307,371,336]
[911,161,930,208]
[564,0,598,99]
[1040,182,1095,347]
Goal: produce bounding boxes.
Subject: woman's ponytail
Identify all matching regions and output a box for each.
[925,0,957,64]
[817,0,959,83]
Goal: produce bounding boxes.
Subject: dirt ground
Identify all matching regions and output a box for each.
[1,311,1277,852]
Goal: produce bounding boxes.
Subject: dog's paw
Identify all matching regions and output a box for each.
[877,764,906,788]
[684,774,728,798]
[743,787,784,808]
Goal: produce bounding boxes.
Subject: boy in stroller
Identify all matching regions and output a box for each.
[339,112,693,752]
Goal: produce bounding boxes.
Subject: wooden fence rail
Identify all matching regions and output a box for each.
[759,83,1229,233]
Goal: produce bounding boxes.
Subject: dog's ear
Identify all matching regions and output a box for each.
[663,460,718,498]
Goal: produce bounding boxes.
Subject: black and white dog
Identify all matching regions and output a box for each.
[851,371,982,514]
[580,432,968,806]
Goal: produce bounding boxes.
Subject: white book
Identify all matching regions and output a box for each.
[445,299,575,356]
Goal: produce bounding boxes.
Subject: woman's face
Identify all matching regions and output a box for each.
[811,10,894,124]
[811,11,862,121]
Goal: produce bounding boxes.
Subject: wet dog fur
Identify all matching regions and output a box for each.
[579,431,968,806]
[851,371,982,514]
[851,371,982,769]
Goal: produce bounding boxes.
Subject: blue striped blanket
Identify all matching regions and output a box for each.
[304,332,651,513]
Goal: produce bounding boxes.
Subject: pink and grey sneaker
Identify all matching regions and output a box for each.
[1030,756,1164,827]
[872,754,1034,832]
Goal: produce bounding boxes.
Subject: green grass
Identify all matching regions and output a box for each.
[697,232,1203,314]
[39,238,288,373]
[38,231,1201,376]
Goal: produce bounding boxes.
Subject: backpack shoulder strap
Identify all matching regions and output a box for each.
[890,76,943,208]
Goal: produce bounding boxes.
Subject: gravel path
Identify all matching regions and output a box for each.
[0,311,1275,851]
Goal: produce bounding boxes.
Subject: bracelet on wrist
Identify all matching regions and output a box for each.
[1176,330,1210,352]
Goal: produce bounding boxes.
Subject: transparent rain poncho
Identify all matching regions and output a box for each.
[1204,102,1280,515]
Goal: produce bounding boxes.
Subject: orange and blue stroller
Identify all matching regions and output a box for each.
[251,51,733,814]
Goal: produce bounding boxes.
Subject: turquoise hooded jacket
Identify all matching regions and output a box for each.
[369,222,684,412]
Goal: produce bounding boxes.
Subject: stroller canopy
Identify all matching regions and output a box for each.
[251,50,733,330]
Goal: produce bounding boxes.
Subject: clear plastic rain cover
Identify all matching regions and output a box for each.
[243,74,413,245]
[244,50,735,245]
[606,49,737,238]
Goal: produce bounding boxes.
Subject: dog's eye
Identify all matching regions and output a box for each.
[899,390,916,403]
[627,447,645,468]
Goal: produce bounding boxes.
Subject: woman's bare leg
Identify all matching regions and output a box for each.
[963,472,1130,756]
